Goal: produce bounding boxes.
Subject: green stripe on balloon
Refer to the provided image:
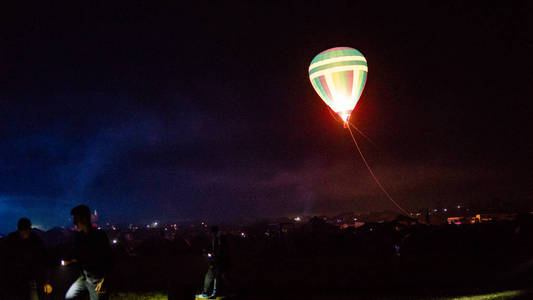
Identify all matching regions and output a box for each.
[313,77,331,104]
[310,47,364,64]
[318,76,334,105]
[309,60,367,76]
[356,71,367,100]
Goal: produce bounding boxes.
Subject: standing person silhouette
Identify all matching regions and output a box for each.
[64,205,113,300]
[196,226,229,299]
[0,217,52,300]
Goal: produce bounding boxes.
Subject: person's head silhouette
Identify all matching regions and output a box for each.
[17,217,32,239]
[71,205,92,233]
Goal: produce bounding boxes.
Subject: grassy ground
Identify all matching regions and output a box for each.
[109,289,531,300]
[111,292,168,300]
[38,250,532,300]
[51,250,530,300]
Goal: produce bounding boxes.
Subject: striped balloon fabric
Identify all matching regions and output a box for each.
[309,47,368,123]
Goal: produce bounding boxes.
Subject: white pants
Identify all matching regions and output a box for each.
[65,274,107,300]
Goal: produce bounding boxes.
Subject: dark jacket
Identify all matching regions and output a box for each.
[210,234,229,270]
[1,231,48,283]
[71,227,113,279]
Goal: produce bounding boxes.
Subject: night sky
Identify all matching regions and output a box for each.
[1,1,532,233]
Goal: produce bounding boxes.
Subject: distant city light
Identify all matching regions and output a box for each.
[444,208,448,212]
[240,232,246,238]
[457,205,462,209]
[112,239,117,244]
[294,217,301,222]
[60,260,65,266]
[33,224,44,230]
[434,209,438,212]
[353,218,358,221]
[153,222,158,227]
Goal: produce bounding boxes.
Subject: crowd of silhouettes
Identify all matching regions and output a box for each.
[0,205,113,300]
[1,209,533,299]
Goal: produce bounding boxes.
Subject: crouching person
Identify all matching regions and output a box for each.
[64,205,113,300]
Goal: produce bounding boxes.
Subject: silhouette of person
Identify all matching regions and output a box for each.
[0,217,51,300]
[64,205,113,300]
[392,225,403,256]
[197,226,229,299]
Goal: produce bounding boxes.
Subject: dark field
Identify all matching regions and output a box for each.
[3,218,533,300]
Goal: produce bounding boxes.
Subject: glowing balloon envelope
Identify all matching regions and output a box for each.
[309,47,368,124]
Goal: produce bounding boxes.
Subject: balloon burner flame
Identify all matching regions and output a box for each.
[339,112,351,128]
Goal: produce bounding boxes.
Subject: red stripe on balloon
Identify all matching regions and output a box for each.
[318,47,353,55]
[346,70,353,96]
[318,76,333,102]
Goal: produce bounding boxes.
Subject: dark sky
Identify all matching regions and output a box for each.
[1,1,532,233]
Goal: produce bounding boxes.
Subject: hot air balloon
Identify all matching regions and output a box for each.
[307,47,409,215]
[309,47,368,127]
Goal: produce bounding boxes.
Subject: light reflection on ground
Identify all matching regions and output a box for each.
[108,289,529,300]
[437,290,524,300]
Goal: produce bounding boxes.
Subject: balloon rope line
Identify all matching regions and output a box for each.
[348,122,379,150]
[326,109,378,148]
[347,125,409,215]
